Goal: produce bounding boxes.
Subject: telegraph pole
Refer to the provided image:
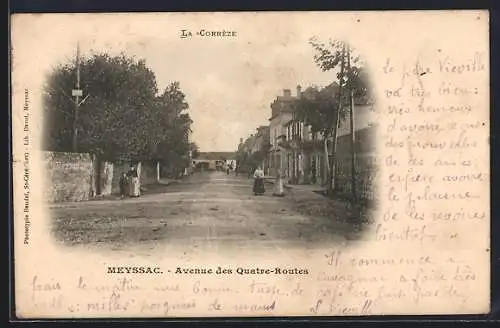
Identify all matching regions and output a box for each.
[347,47,357,202]
[329,43,346,196]
[72,42,83,152]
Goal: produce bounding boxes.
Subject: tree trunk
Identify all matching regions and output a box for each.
[95,155,102,195]
[156,161,160,183]
[328,44,346,196]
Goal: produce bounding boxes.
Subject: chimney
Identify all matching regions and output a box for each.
[283,89,291,97]
[296,85,302,98]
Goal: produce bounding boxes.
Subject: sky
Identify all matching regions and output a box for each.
[123,39,335,152]
[82,35,336,152]
[12,13,358,152]
[53,36,334,152]
[15,12,479,151]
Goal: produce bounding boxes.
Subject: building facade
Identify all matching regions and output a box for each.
[237,125,271,174]
[268,83,377,202]
[267,85,328,185]
[283,113,326,185]
[268,87,300,177]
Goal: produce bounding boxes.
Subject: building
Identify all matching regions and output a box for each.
[236,136,255,173]
[283,110,324,185]
[193,152,236,171]
[252,126,269,153]
[267,83,377,201]
[236,126,271,174]
[268,87,301,177]
[267,85,326,183]
[253,126,270,173]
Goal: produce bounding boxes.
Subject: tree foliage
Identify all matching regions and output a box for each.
[152,82,193,165]
[235,132,271,172]
[294,84,345,138]
[307,37,373,191]
[305,38,371,139]
[309,37,371,100]
[43,53,194,166]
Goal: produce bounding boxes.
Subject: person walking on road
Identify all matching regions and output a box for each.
[252,166,265,196]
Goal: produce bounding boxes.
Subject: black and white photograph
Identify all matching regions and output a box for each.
[43,35,377,255]
[11,11,489,318]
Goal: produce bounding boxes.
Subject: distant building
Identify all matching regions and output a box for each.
[193,152,236,171]
[236,124,271,174]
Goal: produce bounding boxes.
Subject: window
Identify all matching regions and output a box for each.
[292,120,302,140]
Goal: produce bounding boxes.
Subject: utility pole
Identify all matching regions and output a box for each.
[347,47,357,202]
[72,42,83,152]
[328,43,346,196]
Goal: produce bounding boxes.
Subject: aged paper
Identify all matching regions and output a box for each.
[11,11,489,318]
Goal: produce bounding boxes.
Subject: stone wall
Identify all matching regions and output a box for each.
[43,152,96,203]
[44,152,163,202]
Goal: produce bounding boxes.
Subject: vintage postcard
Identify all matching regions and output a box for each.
[11,11,490,318]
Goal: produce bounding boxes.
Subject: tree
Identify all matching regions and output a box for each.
[152,82,194,174]
[294,84,345,185]
[43,53,159,160]
[43,52,196,182]
[309,37,371,195]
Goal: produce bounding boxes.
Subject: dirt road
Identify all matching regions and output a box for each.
[50,171,357,257]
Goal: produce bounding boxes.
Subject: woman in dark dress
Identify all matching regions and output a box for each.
[252,166,265,195]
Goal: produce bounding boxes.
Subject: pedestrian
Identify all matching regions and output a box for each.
[252,166,265,196]
[119,172,128,199]
[127,165,141,197]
